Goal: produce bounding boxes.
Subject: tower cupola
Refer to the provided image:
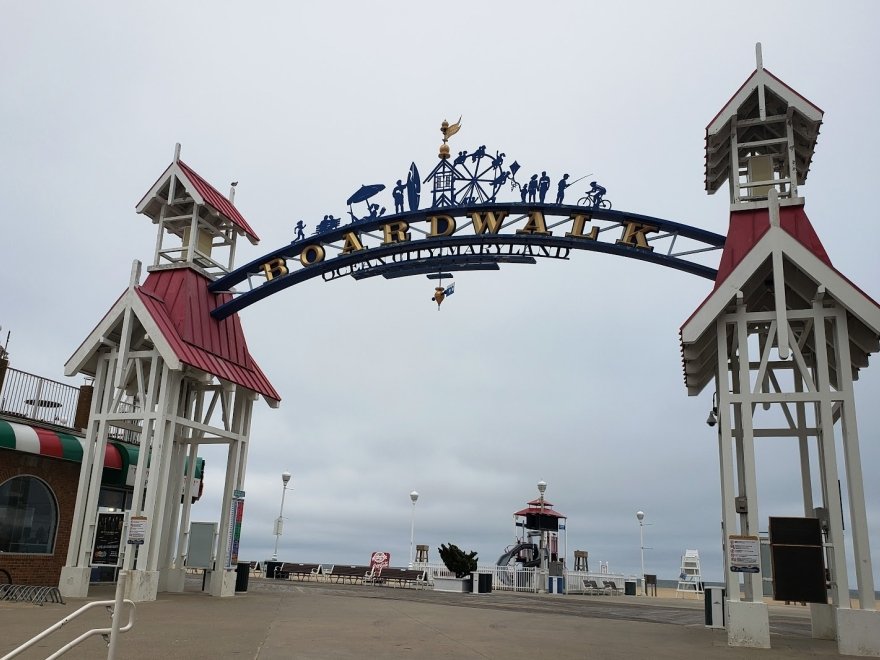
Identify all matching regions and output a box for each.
[135,144,260,279]
[704,44,823,209]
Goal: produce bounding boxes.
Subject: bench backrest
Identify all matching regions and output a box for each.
[279,563,321,574]
[381,568,425,580]
[328,565,370,576]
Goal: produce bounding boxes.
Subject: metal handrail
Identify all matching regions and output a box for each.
[1,596,135,660]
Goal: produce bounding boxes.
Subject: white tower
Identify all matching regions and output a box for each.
[59,147,279,602]
[682,47,880,655]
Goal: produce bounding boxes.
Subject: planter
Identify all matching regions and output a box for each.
[432,576,472,593]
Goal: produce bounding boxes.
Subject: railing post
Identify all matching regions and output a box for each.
[107,570,127,659]
[29,378,44,420]
[0,356,8,394]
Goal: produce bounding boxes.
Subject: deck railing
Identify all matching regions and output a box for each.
[0,364,143,443]
[417,562,631,594]
[0,365,80,429]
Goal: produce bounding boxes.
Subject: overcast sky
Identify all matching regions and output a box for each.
[2,2,878,584]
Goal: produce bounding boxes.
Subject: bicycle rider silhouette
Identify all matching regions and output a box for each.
[588,181,607,206]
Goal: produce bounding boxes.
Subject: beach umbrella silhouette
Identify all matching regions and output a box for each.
[347,184,385,206]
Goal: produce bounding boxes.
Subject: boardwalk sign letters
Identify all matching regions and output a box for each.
[209,120,724,318]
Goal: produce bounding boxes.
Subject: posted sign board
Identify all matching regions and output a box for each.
[729,535,761,573]
[127,516,147,545]
[370,551,391,576]
[91,512,124,567]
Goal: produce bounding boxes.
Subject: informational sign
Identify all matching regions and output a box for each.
[370,551,390,576]
[729,534,761,573]
[91,511,124,566]
[127,516,147,545]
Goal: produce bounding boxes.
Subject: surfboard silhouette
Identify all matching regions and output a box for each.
[406,162,421,211]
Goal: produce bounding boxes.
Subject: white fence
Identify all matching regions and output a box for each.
[418,562,633,595]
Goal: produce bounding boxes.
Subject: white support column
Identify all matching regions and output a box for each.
[122,355,163,579]
[734,303,764,605]
[173,441,200,574]
[210,386,250,597]
[59,353,112,597]
[794,373,814,515]
[716,318,739,603]
[721,306,770,649]
[146,377,185,573]
[811,302,849,606]
[832,309,876,608]
[128,368,181,602]
[785,110,799,198]
[729,116,740,204]
[157,436,186,592]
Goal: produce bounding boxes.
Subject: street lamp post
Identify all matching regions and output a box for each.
[537,480,547,593]
[637,510,646,594]
[271,471,292,562]
[409,490,419,568]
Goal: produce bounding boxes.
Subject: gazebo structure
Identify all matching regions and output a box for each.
[506,481,568,585]
[681,46,880,654]
[59,146,280,601]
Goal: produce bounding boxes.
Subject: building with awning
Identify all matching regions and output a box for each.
[0,419,204,494]
[0,358,205,587]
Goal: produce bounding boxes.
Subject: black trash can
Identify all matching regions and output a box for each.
[624,580,637,596]
[265,561,283,579]
[235,562,250,592]
[477,573,493,593]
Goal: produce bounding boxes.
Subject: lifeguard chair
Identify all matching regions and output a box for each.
[676,549,704,597]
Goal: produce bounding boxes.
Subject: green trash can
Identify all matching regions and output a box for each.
[624,580,637,596]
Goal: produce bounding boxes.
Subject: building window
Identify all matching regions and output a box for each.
[0,476,58,554]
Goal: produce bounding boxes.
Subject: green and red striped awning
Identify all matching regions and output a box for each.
[0,420,123,469]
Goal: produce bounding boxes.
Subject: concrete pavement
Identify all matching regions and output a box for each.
[0,578,840,659]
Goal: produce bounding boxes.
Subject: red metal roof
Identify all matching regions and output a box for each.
[525,497,555,508]
[177,160,260,244]
[712,205,832,289]
[679,205,833,334]
[136,268,280,402]
[514,506,566,519]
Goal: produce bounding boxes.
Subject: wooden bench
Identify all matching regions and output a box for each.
[366,567,427,589]
[325,565,371,584]
[279,562,322,581]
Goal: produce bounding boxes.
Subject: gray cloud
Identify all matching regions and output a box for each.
[1,1,878,585]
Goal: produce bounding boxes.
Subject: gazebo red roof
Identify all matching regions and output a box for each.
[516,498,566,518]
[514,506,566,519]
[136,268,280,402]
[177,160,260,243]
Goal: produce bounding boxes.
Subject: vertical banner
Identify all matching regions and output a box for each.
[226,490,245,567]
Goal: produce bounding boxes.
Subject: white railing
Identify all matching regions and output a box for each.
[417,562,634,595]
[418,562,540,593]
[1,571,135,660]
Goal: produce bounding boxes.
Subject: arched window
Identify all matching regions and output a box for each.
[0,476,58,554]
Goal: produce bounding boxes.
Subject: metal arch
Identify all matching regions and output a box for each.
[209,204,725,320]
